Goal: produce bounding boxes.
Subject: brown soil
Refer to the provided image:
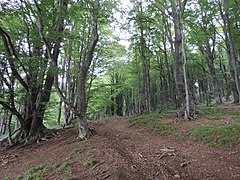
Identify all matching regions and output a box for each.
[1,105,240,180]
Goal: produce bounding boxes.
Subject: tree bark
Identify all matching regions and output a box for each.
[219,0,240,103]
[139,2,151,113]
[77,0,99,139]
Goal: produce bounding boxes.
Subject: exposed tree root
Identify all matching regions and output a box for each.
[77,126,97,140]
[1,127,56,149]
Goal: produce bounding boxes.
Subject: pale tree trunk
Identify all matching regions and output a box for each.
[77,0,99,139]
[0,109,8,134]
[182,28,190,119]
[170,0,185,109]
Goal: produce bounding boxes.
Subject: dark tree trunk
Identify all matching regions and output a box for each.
[139,2,151,114]
[115,73,123,116]
[219,0,240,103]
[125,90,131,116]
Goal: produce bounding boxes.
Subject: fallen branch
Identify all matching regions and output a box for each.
[159,152,167,159]
[160,147,175,153]
[180,160,197,167]
[92,161,105,170]
[159,152,176,159]
[103,174,110,179]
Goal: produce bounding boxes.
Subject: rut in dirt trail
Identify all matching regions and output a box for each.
[92,116,240,180]
[0,116,240,180]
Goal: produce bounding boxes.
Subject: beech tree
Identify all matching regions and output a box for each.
[218,0,240,103]
[0,0,68,143]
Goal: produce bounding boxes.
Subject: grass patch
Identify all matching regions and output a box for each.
[223,111,240,116]
[189,124,240,147]
[74,144,85,154]
[84,153,95,167]
[211,114,223,121]
[196,104,220,118]
[25,165,46,180]
[231,116,240,121]
[58,161,72,173]
[130,112,175,136]
[23,160,72,179]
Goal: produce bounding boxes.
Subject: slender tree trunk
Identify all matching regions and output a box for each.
[0,109,8,134]
[77,0,99,139]
[116,73,123,116]
[219,0,240,103]
[182,28,190,119]
[139,2,151,113]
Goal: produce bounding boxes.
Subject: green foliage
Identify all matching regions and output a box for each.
[197,105,240,122]
[212,114,223,121]
[58,161,72,173]
[196,104,220,118]
[223,111,240,116]
[25,165,46,180]
[130,112,176,136]
[84,153,95,167]
[231,116,240,121]
[189,124,240,147]
[23,160,72,179]
[73,144,85,155]
[44,91,63,129]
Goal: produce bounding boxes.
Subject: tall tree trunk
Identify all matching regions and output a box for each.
[219,0,240,103]
[77,0,99,139]
[139,2,151,114]
[171,0,185,109]
[116,73,123,116]
[182,28,190,118]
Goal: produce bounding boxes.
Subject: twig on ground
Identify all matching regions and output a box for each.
[159,152,176,159]
[92,161,105,170]
[160,152,167,159]
[160,147,175,153]
[180,160,197,167]
[103,174,110,179]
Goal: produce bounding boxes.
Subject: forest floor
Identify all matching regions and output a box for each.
[1,104,240,180]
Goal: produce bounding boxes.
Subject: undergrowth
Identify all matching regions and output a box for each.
[189,124,240,147]
[84,152,96,167]
[197,104,240,122]
[130,112,176,136]
[196,104,220,118]
[21,160,72,179]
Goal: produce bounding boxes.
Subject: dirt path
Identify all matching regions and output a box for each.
[1,115,240,179]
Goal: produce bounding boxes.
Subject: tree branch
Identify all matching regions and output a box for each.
[0,100,25,125]
[0,27,29,91]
